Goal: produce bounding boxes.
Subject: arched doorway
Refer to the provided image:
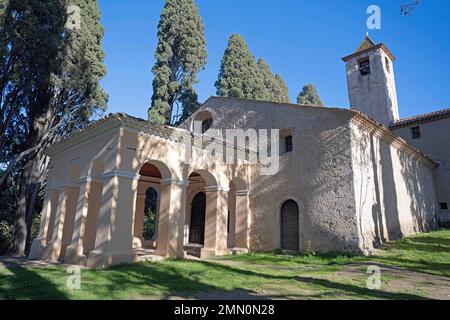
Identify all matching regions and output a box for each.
[189,192,206,245]
[134,161,170,250]
[280,200,300,252]
[143,187,158,240]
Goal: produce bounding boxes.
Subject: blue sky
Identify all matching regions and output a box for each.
[98,0,450,120]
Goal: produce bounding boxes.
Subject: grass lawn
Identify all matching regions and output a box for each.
[0,229,449,300]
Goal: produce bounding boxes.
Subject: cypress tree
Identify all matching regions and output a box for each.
[257,58,278,102]
[215,34,269,101]
[0,0,107,255]
[297,84,324,106]
[149,0,207,125]
[257,59,290,103]
[274,74,290,103]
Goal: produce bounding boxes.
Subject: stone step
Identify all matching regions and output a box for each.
[183,244,203,258]
[137,254,165,263]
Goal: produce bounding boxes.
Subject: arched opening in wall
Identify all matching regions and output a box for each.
[143,187,158,241]
[184,170,216,256]
[192,111,213,134]
[189,191,206,245]
[134,161,170,250]
[280,200,300,252]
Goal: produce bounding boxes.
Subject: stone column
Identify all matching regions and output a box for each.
[155,179,188,258]
[42,186,73,261]
[201,186,230,259]
[87,171,139,268]
[59,186,80,259]
[28,187,59,260]
[132,193,146,248]
[65,176,102,265]
[234,190,250,249]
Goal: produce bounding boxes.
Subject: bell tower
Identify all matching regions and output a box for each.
[342,34,399,126]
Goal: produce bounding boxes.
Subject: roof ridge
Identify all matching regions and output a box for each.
[391,107,450,128]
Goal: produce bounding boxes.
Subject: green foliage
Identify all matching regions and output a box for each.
[215,34,269,101]
[297,84,324,106]
[274,74,291,103]
[142,188,158,240]
[63,0,108,115]
[0,221,13,255]
[257,59,290,103]
[0,0,107,255]
[149,0,207,125]
[1,230,448,299]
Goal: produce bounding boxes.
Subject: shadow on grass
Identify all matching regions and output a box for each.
[83,260,277,299]
[296,277,429,300]
[0,262,68,300]
[221,251,357,267]
[370,255,450,278]
[406,235,450,247]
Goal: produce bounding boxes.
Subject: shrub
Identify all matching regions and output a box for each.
[0,220,13,255]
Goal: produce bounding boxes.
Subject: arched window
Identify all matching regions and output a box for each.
[143,187,158,240]
[280,200,300,251]
[192,111,213,134]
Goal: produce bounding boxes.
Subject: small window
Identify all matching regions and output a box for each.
[285,135,293,153]
[359,57,371,76]
[411,126,421,139]
[192,111,213,134]
[440,202,449,211]
[385,57,391,73]
[201,118,213,134]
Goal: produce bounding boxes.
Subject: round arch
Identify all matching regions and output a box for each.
[139,160,172,180]
[189,169,218,188]
[280,199,301,252]
[191,110,215,133]
[229,177,248,193]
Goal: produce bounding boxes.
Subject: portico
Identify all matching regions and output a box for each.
[29,113,251,268]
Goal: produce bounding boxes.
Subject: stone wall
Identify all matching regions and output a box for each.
[190,97,362,253]
[345,47,399,126]
[392,117,450,224]
[351,121,437,253]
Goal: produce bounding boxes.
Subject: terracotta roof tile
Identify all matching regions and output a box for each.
[390,108,450,129]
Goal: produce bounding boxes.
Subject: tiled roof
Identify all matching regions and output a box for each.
[390,108,450,129]
[341,34,396,62]
[355,34,376,53]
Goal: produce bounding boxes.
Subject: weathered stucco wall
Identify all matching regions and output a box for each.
[392,117,450,223]
[191,97,362,253]
[345,47,399,126]
[351,121,437,253]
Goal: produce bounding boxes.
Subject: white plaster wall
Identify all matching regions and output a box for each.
[185,97,362,253]
[392,118,450,223]
[351,123,437,253]
[346,48,399,126]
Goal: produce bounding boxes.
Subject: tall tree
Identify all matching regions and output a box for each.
[297,84,324,107]
[149,0,207,125]
[215,34,269,101]
[274,75,290,103]
[0,0,107,255]
[256,58,290,103]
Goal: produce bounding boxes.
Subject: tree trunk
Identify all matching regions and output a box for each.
[12,116,50,256]
[12,154,47,256]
